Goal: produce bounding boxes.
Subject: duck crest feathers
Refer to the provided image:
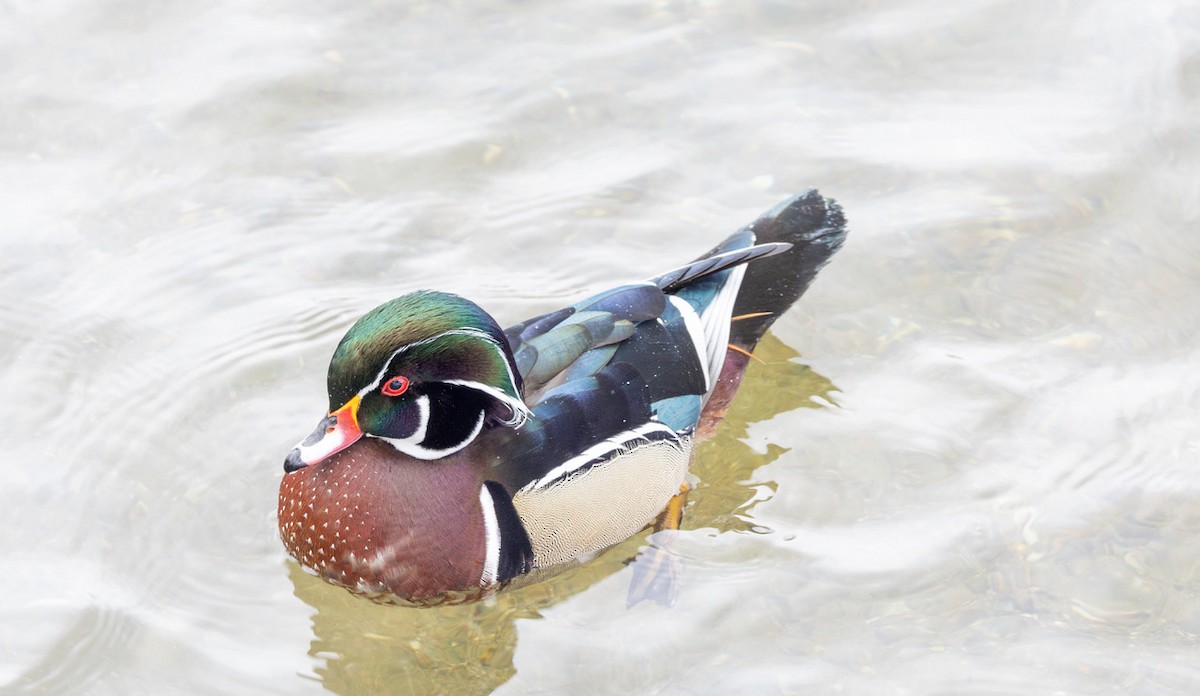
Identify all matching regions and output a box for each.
[327,290,524,411]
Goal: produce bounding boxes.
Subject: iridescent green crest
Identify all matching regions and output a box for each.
[327,290,522,408]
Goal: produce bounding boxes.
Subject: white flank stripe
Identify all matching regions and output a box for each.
[522,422,679,492]
[478,484,501,586]
[698,262,746,392]
[667,295,711,391]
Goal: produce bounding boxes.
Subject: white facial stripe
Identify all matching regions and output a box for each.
[354,328,529,429]
[478,484,501,586]
[356,327,502,399]
[667,295,711,391]
[521,422,679,492]
[480,340,530,426]
[375,408,486,461]
[438,332,530,428]
[371,393,427,456]
[408,394,430,443]
[442,379,531,427]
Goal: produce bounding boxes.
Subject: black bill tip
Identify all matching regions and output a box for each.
[283,448,307,473]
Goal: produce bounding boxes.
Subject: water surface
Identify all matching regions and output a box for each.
[3,0,1199,693]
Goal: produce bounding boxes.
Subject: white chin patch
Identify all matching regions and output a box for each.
[296,428,356,464]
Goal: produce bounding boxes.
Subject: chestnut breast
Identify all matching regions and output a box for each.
[278,437,487,603]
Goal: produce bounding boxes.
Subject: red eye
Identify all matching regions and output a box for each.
[381,376,410,396]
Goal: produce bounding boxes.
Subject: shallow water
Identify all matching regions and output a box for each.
[3,0,1199,693]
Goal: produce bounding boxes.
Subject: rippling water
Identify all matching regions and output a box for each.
[3,0,1199,693]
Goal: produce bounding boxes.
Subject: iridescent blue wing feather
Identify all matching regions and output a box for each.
[504,284,668,396]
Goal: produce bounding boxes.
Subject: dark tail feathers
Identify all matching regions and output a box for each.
[715,190,847,349]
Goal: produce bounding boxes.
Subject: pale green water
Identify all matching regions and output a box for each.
[3,0,1199,694]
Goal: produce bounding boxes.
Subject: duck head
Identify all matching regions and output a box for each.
[284,290,529,471]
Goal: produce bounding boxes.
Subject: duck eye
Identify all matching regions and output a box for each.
[381,376,410,397]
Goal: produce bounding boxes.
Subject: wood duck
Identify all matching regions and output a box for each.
[279,190,847,605]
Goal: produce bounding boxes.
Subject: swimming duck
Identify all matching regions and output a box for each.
[279,190,847,605]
